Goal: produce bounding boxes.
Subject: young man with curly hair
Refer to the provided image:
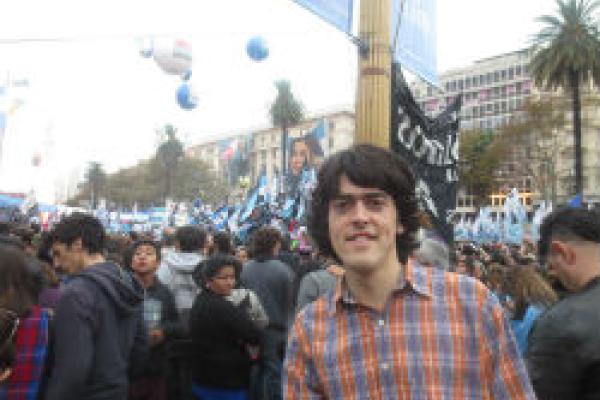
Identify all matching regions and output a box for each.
[283,144,535,399]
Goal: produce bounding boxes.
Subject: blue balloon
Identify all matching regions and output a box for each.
[246,36,269,62]
[176,83,197,110]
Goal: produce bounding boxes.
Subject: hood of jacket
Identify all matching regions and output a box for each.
[79,261,144,316]
[163,251,204,274]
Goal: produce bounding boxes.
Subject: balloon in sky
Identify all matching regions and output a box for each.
[152,38,193,76]
[176,83,198,110]
[246,36,269,62]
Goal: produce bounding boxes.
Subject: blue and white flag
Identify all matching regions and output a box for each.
[292,0,354,34]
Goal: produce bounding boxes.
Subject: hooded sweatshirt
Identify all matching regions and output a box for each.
[157,251,204,316]
[45,262,148,400]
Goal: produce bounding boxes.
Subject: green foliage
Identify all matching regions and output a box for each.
[83,161,106,209]
[529,0,600,194]
[459,129,508,205]
[269,80,304,129]
[71,125,230,208]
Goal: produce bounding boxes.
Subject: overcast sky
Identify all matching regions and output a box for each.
[0,0,556,202]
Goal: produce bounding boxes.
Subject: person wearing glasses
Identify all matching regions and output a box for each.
[189,255,261,400]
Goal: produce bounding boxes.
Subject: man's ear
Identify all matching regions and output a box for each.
[550,240,576,266]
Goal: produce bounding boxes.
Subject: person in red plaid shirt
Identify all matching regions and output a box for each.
[283,144,535,399]
[0,244,50,400]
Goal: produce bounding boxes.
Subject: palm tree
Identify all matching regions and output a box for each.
[529,0,600,197]
[85,161,106,209]
[269,80,304,178]
[156,124,184,201]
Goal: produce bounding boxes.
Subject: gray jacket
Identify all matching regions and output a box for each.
[296,269,338,313]
[157,251,204,314]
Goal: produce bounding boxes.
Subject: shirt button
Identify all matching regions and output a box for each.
[378,319,385,327]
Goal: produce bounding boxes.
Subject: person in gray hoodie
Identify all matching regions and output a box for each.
[45,213,148,400]
[157,225,206,327]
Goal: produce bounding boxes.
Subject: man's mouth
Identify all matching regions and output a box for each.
[346,232,377,242]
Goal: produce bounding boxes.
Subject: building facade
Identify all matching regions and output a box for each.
[411,49,600,213]
[186,109,355,201]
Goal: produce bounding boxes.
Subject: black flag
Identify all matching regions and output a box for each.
[390,64,461,245]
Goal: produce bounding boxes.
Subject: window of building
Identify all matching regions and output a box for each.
[486,103,493,113]
[473,76,479,87]
[501,86,507,98]
[480,120,486,129]
[501,70,507,80]
[493,87,500,98]
[501,101,507,113]
[329,121,335,131]
[450,81,456,91]
[472,91,478,100]
[465,78,471,89]
[516,82,522,94]
[480,105,485,115]
[427,86,433,96]
[508,67,514,80]
[480,74,485,86]
[523,64,529,74]
[494,102,500,114]
[473,107,479,117]
[494,71,500,82]
[458,80,463,91]
[516,65,522,76]
[486,73,492,85]
[516,98,523,109]
[445,82,450,91]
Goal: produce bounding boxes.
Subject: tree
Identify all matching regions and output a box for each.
[84,161,106,209]
[458,129,509,206]
[269,80,304,178]
[529,0,600,196]
[156,124,184,200]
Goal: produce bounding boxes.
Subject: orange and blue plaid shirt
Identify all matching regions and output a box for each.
[284,261,536,399]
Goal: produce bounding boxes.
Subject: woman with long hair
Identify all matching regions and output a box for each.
[0,244,50,398]
[503,265,558,354]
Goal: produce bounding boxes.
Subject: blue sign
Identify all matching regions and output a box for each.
[391,0,437,86]
[293,0,354,34]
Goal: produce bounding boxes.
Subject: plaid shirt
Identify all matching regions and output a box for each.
[283,261,536,399]
[0,306,50,400]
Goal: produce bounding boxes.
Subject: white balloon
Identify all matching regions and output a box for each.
[152,38,192,76]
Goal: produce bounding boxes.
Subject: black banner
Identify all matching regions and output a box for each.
[390,64,461,245]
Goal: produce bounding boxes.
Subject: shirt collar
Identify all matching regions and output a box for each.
[330,259,432,316]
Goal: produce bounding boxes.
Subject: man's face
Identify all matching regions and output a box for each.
[328,175,401,273]
[290,141,310,175]
[52,239,85,275]
[131,244,159,276]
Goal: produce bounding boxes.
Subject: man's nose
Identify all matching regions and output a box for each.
[349,200,369,222]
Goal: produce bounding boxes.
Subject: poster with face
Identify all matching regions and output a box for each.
[285,120,326,198]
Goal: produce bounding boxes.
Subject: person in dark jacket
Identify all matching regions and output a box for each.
[128,240,180,400]
[44,213,148,400]
[189,255,260,400]
[527,208,600,399]
[241,227,294,400]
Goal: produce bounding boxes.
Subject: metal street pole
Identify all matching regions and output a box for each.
[355,0,392,148]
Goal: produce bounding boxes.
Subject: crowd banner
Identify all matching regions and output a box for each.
[292,0,354,34]
[391,0,438,85]
[390,64,461,245]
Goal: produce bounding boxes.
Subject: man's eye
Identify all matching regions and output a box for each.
[332,200,351,211]
[365,198,385,209]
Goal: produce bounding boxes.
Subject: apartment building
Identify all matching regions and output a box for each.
[411,48,600,212]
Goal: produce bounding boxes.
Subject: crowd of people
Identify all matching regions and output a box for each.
[1,144,600,399]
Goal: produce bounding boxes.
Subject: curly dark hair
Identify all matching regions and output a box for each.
[308,144,420,263]
[538,207,600,265]
[52,212,105,254]
[249,226,282,260]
